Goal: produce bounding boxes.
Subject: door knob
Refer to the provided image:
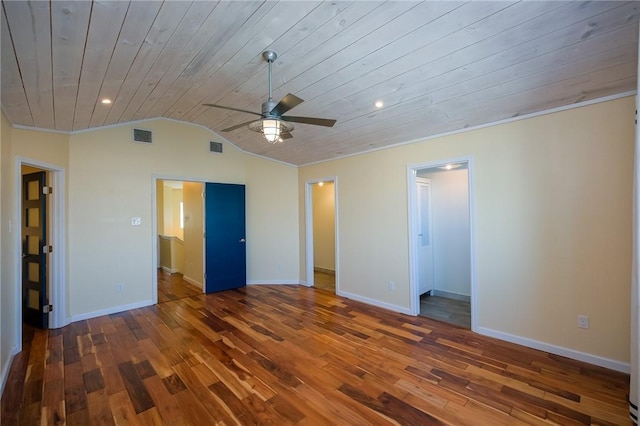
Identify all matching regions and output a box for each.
[239,238,246,243]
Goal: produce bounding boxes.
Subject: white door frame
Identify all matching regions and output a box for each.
[14,157,67,345]
[304,177,339,290]
[407,157,477,331]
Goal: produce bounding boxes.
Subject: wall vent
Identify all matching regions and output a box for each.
[132,128,153,143]
[210,141,223,153]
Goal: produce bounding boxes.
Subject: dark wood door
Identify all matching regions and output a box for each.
[22,171,48,328]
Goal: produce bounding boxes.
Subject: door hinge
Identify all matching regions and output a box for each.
[43,245,53,253]
[43,186,53,195]
[43,304,53,313]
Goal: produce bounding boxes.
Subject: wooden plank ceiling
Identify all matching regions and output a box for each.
[1,1,638,166]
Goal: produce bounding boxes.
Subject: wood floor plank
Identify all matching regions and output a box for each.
[157,270,201,303]
[41,400,65,425]
[107,390,143,426]
[143,375,188,425]
[2,280,632,425]
[102,364,126,396]
[117,361,155,414]
[86,390,116,426]
[171,361,239,423]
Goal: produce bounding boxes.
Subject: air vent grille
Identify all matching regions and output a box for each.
[132,128,152,143]
[210,141,223,153]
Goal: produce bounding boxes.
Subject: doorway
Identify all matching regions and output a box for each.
[15,158,66,351]
[153,177,247,303]
[155,179,203,302]
[408,160,474,329]
[305,178,338,292]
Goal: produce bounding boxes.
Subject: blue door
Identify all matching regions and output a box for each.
[205,183,246,293]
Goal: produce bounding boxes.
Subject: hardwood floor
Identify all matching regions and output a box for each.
[314,270,335,292]
[157,269,201,303]
[1,285,631,425]
[420,294,471,329]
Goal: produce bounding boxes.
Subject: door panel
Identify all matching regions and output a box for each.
[22,171,48,328]
[205,183,246,293]
[417,178,433,295]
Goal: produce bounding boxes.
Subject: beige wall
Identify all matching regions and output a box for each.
[156,180,165,240]
[183,182,203,286]
[244,154,300,283]
[312,182,335,271]
[171,188,183,240]
[160,184,183,239]
[65,119,299,317]
[1,111,13,385]
[1,114,71,386]
[299,97,634,365]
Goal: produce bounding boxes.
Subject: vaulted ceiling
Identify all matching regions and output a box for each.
[1,1,638,165]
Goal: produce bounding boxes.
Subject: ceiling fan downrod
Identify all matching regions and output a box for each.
[263,50,277,105]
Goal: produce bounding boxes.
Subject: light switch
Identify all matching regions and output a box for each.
[131,217,141,226]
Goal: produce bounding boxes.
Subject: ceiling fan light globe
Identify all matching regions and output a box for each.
[262,119,281,143]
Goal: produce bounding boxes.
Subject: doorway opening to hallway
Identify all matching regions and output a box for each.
[408,160,474,329]
[305,178,338,292]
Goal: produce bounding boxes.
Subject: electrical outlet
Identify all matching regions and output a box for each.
[388,281,395,291]
[578,315,589,329]
[116,283,124,293]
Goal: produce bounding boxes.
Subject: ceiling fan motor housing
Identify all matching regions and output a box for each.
[262,100,278,118]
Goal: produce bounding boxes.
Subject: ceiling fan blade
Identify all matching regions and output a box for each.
[221,120,257,132]
[280,131,293,140]
[203,103,262,117]
[281,115,336,127]
[270,93,304,116]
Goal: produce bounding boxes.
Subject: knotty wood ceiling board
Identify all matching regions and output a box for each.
[1,1,638,165]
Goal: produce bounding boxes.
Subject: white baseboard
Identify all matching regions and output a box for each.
[337,290,412,315]
[314,267,335,275]
[0,345,20,397]
[69,299,154,323]
[432,289,470,303]
[182,275,202,288]
[247,280,303,285]
[160,266,181,274]
[476,326,630,373]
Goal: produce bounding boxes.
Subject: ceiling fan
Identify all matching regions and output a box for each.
[203,51,336,144]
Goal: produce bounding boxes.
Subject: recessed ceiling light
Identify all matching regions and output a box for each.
[318,182,324,187]
[101,98,112,105]
[374,100,384,108]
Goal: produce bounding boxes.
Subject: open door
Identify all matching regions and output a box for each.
[417,178,433,295]
[205,183,246,292]
[22,171,49,328]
